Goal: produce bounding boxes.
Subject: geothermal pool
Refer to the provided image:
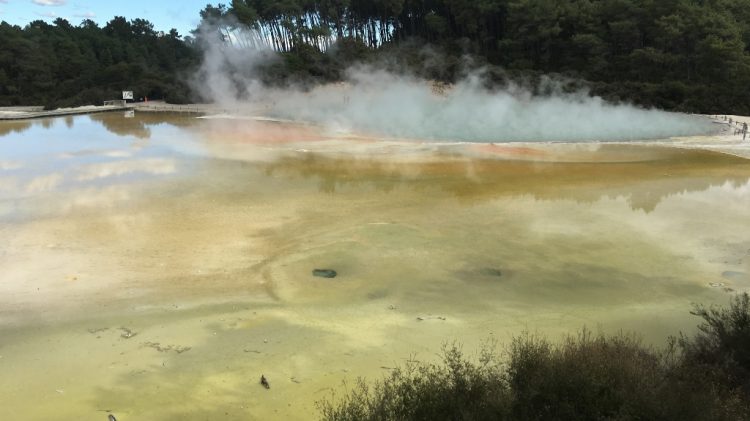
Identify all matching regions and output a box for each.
[0,112,749,420]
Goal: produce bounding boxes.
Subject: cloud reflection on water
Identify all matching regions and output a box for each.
[24,173,64,194]
[76,158,178,181]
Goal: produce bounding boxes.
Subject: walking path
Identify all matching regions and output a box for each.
[0,105,129,120]
[0,100,274,120]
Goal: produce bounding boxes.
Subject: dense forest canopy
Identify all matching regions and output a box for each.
[0,17,197,108]
[204,0,750,113]
[1,0,750,113]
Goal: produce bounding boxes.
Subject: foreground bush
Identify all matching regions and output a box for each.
[318,344,511,421]
[681,293,750,395]
[319,293,750,421]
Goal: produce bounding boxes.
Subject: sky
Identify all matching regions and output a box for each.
[0,0,209,36]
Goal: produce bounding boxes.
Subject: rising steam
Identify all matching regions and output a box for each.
[192,27,715,143]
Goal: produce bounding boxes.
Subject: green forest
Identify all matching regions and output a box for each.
[2,0,750,113]
[0,18,197,108]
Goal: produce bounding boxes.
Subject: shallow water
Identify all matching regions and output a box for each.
[1,112,749,420]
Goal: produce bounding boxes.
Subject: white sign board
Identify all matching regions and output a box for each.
[122,91,134,100]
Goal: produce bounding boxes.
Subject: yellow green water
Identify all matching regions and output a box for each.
[0,112,749,420]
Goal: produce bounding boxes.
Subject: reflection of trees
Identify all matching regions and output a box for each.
[0,120,32,136]
[264,154,405,194]
[40,118,54,129]
[0,111,198,140]
[263,148,750,213]
[88,111,198,139]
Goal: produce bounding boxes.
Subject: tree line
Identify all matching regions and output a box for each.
[204,0,750,114]
[0,17,197,108]
[1,1,749,113]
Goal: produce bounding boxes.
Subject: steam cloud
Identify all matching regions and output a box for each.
[193,29,715,143]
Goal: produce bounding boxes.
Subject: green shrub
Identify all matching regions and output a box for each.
[679,293,750,395]
[319,294,750,421]
[318,344,512,421]
[508,331,665,420]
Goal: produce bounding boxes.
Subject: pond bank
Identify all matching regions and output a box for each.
[0,104,129,120]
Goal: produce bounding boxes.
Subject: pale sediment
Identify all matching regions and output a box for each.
[0,109,748,420]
